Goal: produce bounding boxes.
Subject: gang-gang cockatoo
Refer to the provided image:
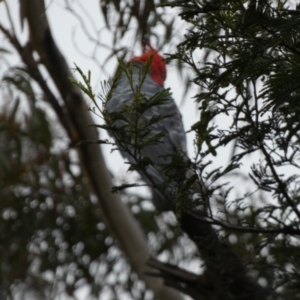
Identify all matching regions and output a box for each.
[105,45,190,210]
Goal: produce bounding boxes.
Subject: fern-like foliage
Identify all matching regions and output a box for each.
[161,0,300,297]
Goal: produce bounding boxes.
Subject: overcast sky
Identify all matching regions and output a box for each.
[1,1,287,299]
[0,0,262,215]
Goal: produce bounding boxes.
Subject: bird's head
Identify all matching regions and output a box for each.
[129,45,166,87]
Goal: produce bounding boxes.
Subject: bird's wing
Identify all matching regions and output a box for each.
[106,63,187,207]
[106,63,187,166]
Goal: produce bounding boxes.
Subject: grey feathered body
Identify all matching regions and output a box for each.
[106,62,187,208]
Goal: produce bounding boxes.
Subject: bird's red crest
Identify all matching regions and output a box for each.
[129,45,166,87]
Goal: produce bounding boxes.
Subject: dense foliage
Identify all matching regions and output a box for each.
[1,0,300,299]
[163,0,300,297]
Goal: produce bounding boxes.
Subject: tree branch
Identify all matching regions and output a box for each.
[178,210,275,299]
[15,1,184,299]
